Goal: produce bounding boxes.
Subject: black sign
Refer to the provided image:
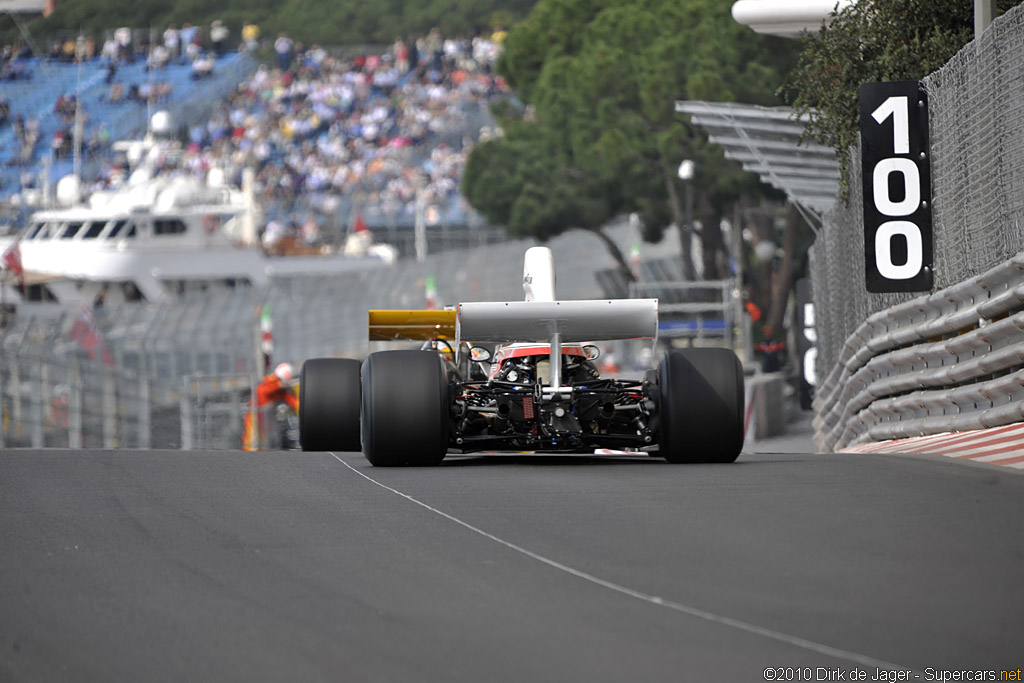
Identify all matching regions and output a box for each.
[860,81,933,293]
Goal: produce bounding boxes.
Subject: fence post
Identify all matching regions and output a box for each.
[103,367,116,448]
[68,360,82,449]
[138,360,151,449]
[0,353,5,450]
[10,358,21,443]
[30,361,44,448]
[180,375,194,451]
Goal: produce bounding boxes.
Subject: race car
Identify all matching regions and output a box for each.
[299,247,744,466]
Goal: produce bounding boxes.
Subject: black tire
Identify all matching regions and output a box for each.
[362,350,449,466]
[658,348,744,463]
[299,358,362,452]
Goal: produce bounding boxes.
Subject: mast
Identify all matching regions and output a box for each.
[72,33,84,183]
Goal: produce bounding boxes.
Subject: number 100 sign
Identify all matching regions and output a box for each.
[860,81,934,293]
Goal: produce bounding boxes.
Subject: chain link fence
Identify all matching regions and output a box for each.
[1,220,680,450]
[810,4,1024,387]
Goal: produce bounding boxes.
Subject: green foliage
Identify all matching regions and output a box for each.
[465,0,797,264]
[783,0,1019,197]
[26,0,536,45]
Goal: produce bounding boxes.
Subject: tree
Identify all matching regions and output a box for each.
[463,0,797,281]
[783,0,1019,198]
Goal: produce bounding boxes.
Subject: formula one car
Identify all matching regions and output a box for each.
[299,247,744,466]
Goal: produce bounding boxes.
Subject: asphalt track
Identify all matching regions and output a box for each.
[1,445,1022,682]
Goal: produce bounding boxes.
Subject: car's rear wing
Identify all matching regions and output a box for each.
[456,298,658,392]
[456,299,659,344]
[368,309,456,341]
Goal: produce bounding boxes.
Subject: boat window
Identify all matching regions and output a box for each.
[23,284,59,303]
[26,223,44,240]
[60,222,84,239]
[107,220,127,239]
[125,224,137,238]
[153,219,187,236]
[31,222,55,239]
[121,281,145,302]
[83,222,105,239]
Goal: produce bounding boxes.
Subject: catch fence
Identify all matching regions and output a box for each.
[1,221,682,449]
[811,5,1024,449]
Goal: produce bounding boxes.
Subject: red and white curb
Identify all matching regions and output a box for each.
[842,422,1024,470]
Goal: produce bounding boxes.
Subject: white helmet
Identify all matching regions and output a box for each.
[274,362,295,383]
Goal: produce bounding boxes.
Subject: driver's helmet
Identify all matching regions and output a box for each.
[274,362,295,383]
[421,338,454,363]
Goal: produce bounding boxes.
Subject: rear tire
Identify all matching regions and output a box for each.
[299,358,361,452]
[362,350,449,466]
[658,348,744,463]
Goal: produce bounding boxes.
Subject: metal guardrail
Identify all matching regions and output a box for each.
[810,6,1024,451]
[813,253,1024,452]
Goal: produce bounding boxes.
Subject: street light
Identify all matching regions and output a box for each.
[677,160,695,181]
[677,160,695,270]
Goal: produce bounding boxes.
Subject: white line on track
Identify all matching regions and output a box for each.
[330,452,915,672]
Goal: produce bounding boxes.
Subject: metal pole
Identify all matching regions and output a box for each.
[415,188,427,262]
[0,353,5,450]
[733,205,752,364]
[68,360,82,448]
[103,366,116,448]
[975,0,996,38]
[684,178,694,280]
[11,358,21,442]
[138,355,151,449]
[31,362,44,448]
[180,376,194,450]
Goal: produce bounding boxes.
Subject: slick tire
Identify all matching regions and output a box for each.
[362,350,449,466]
[299,358,362,452]
[658,348,744,463]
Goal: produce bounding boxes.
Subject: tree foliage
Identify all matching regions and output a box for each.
[14,0,536,45]
[783,0,1019,197]
[463,0,797,279]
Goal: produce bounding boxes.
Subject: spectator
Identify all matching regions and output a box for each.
[210,20,229,57]
[241,21,260,52]
[100,36,118,63]
[163,24,180,61]
[185,26,204,62]
[114,26,132,63]
[274,33,293,71]
[191,52,214,80]
[179,23,199,61]
[61,38,77,62]
[148,43,170,70]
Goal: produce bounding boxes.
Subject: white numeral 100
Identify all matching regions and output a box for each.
[871,95,923,280]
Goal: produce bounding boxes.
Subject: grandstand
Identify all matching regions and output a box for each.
[2,33,508,255]
[1,50,255,199]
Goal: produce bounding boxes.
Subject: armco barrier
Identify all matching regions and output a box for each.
[814,253,1024,452]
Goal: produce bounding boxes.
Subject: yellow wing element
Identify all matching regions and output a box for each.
[368,309,457,341]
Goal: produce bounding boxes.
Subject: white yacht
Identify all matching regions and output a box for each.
[0,140,395,309]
